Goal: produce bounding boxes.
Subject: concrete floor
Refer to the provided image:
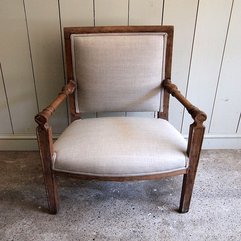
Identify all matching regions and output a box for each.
[0,150,241,241]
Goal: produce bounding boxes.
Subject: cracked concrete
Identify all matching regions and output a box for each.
[0,150,241,241]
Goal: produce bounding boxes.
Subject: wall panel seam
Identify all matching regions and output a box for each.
[57,0,66,82]
[127,0,130,26]
[208,0,235,133]
[126,0,130,115]
[236,113,241,133]
[1,134,241,140]
[23,0,39,113]
[57,0,69,124]
[93,0,96,26]
[161,0,165,25]
[0,63,14,134]
[180,0,200,132]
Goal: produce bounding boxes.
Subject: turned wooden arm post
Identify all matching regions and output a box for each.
[35,80,76,127]
[162,78,207,153]
[162,78,207,155]
[35,80,76,214]
[162,78,207,212]
[35,80,76,171]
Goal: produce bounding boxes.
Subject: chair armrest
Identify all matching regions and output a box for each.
[35,80,76,127]
[162,78,206,158]
[162,78,207,124]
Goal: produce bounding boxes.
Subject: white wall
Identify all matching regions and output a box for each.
[0,0,240,150]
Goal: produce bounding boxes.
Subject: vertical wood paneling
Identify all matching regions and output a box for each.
[0,0,240,149]
[0,0,38,134]
[182,0,233,134]
[129,0,163,25]
[209,0,241,134]
[127,0,163,118]
[163,0,198,131]
[126,112,155,118]
[237,114,241,134]
[0,64,12,134]
[97,112,125,117]
[59,0,94,120]
[59,0,94,27]
[95,0,128,26]
[94,0,128,117]
[24,0,67,133]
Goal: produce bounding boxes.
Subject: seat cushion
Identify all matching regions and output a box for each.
[53,117,188,177]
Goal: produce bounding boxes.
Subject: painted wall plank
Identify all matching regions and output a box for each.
[94,0,128,117]
[97,112,125,117]
[1,135,241,151]
[202,135,241,149]
[126,112,155,118]
[163,0,198,131]
[237,115,241,134]
[0,64,12,134]
[0,0,38,134]
[129,0,163,25]
[209,0,241,134]
[182,0,233,134]
[127,0,163,118]
[95,0,128,26]
[59,0,94,119]
[24,0,67,133]
[81,113,97,119]
[59,0,94,27]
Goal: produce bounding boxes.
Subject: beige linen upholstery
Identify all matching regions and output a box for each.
[71,33,166,113]
[53,117,188,176]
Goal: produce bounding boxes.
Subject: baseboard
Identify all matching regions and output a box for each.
[0,134,240,151]
[0,135,56,151]
[201,134,241,149]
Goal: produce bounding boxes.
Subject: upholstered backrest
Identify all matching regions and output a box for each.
[71,32,167,113]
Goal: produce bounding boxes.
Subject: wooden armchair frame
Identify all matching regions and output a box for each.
[35,26,206,214]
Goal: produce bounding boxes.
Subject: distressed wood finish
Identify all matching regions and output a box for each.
[36,125,58,214]
[64,25,174,121]
[162,78,206,212]
[55,169,187,182]
[179,122,205,213]
[35,26,206,214]
[162,79,207,122]
[35,80,76,214]
[35,80,76,124]
[64,25,173,39]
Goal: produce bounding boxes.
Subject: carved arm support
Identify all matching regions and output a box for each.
[35,80,76,188]
[162,78,207,159]
[35,80,76,128]
[162,78,207,125]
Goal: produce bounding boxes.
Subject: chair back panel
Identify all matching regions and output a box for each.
[71,33,166,113]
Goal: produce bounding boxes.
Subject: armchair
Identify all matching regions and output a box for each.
[35,26,206,214]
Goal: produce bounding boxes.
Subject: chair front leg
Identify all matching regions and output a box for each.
[179,122,205,213]
[36,125,59,214]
